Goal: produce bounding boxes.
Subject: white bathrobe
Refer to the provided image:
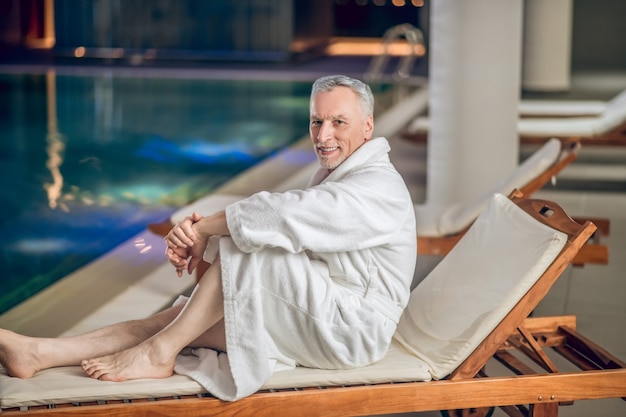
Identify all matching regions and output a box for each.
[174,136,417,401]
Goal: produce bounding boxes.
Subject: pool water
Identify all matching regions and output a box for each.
[0,72,318,314]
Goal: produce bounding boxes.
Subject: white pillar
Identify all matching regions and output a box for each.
[426,0,522,209]
[522,0,573,92]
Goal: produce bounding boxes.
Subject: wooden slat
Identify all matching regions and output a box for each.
[570,243,609,267]
[495,350,538,375]
[553,345,600,371]
[521,316,577,334]
[560,326,626,369]
[516,325,560,374]
[572,217,610,236]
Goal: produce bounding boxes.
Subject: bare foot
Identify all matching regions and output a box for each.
[81,338,175,382]
[0,329,42,378]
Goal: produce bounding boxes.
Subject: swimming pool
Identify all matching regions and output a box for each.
[0,71,326,314]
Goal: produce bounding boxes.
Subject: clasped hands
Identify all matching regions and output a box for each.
[165,212,210,277]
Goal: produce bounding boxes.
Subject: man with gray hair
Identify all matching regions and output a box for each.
[0,75,417,401]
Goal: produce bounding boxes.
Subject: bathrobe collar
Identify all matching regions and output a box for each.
[308,137,390,187]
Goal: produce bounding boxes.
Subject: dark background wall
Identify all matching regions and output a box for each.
[0,0,625,70]
[52,0,300,61]
[571,0,626,71]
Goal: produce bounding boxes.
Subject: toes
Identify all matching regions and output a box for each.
[80,359,92,371]
[91,369,109,381]
[81,359,103,379]
[81,358,125,382]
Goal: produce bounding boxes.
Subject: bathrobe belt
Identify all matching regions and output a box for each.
[335,279,405,324]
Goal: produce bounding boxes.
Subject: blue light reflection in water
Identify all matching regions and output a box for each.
[0,72,316,314]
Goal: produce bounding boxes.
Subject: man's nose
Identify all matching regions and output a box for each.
[317,121,333,141]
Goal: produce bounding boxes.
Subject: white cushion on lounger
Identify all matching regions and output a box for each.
[415,138,562,237]
[410,100,607,122]
[0,339,430,408]
[518,100,606,117]
[409,88,626,138]
[396,193,567,380]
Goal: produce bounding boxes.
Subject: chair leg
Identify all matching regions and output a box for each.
[529,402,558,417]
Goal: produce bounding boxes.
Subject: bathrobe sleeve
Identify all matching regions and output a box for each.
[225,165,413,254]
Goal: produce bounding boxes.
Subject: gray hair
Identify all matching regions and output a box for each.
[310,75,374,118]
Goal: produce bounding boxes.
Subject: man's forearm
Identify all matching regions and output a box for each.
[194,210,230,239]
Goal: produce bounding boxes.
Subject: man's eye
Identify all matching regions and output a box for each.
[311,120,322,126]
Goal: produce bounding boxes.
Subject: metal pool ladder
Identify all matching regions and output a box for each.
[365,23,425,84]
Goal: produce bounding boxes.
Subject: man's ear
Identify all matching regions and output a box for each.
[364,115,374,140]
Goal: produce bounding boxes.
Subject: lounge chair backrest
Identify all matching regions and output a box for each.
[519,88,626,137]
[602,87,626,132]
[396,193,569,380]
[425,138,562,236]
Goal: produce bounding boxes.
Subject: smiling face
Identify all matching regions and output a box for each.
[309,86,374,170]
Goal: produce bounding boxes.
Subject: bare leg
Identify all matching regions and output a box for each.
[0,304,183,378]
[1,261,226,380]
[81,258,225,382]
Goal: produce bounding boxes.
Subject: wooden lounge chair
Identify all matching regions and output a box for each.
[2,191,624,416]
[402,88,626,146]
[414,138,609,267]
